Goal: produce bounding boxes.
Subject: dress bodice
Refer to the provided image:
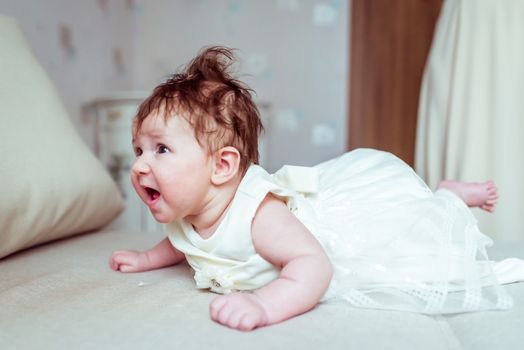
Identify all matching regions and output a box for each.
[166,164,319,293]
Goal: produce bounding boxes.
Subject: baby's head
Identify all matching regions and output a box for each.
[134,46,263,174]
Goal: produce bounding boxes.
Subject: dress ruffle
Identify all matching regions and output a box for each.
[302,149,512,313]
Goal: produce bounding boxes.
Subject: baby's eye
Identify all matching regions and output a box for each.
[134,147,143,156]
[157,144,170,154]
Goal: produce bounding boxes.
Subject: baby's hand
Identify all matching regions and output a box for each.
[210,292,269,331]
[109,250,149,273]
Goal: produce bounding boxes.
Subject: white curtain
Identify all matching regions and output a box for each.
[415,0,524,240]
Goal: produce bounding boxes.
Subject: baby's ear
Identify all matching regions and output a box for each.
[211,146,241,185]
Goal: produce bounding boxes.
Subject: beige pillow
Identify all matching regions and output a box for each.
[0,15,124,259]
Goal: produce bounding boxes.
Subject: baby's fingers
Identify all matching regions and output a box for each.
[109,257,119,271]
[109,251,137,272]
[223,311,260,331]
[238,314,259,332]
[209,296,228,321]
[216,307,252,331]
[215,302,235,326]
[226,310,246,330]
[108,252,124,271]
[118,264,138,273]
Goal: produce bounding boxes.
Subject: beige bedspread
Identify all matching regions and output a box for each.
[1,229,524,350]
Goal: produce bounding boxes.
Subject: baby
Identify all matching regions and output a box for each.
[110,46,519,331]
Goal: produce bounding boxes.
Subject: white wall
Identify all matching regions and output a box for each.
[133,0,349,170]
[1,0,349,170]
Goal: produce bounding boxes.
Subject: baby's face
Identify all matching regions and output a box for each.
[130,113,214,223]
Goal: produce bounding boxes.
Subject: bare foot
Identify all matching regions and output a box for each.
[437,180,499,212]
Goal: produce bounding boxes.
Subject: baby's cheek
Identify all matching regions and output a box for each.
[130,175,141,192]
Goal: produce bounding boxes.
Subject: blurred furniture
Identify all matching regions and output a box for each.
[348,0,443,166]
[83,93,162,232]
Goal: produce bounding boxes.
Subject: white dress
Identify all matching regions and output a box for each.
[167,149,522,314]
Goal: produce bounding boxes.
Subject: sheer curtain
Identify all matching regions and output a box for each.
[415,0,524,240]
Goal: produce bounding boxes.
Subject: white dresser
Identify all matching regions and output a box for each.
[83,92,162,232]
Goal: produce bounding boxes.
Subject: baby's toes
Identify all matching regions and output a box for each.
[481,204,495,212]
[487,190,499,200]
[484,181,496,191]
[489,193,499,201]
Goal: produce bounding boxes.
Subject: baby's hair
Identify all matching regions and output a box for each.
[134,46,264,173]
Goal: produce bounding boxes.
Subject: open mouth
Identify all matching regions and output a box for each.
[145,187,160,202]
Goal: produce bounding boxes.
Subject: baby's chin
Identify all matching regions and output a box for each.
[149,209,180,224]
[150,212,172,224]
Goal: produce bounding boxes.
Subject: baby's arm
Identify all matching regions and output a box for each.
[109,237,185,273]
[210,194,333,331]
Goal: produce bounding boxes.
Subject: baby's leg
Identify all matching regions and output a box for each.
[437,180,499,212]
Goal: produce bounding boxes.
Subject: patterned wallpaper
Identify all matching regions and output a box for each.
[0,0,348,170]
[0,0,135,146]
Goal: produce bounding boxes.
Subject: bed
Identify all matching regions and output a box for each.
[1,14,523,350]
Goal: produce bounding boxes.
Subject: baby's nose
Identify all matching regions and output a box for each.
[131,157,150,175]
